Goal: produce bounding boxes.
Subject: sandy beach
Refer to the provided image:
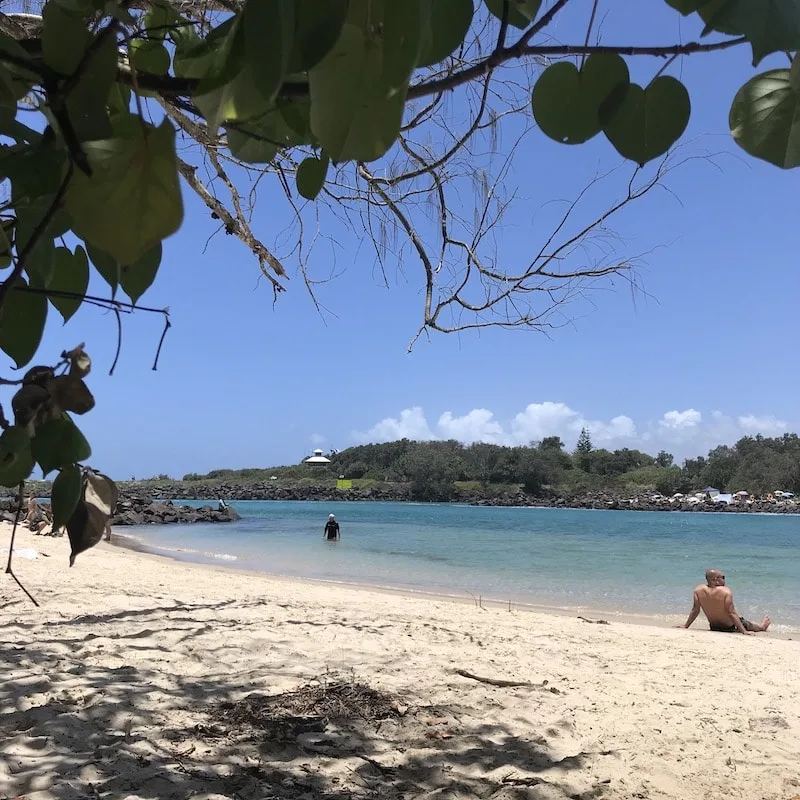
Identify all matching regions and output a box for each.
[1,523,799,800]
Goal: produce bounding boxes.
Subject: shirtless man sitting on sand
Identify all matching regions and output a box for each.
[678,569,771,635]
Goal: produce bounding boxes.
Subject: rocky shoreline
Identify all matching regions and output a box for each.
[4,482,798,516]
[110,497,241,526]
[121,481,799,513]
[0,496,241,529]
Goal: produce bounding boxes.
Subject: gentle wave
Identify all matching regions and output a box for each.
[112,532,238,562]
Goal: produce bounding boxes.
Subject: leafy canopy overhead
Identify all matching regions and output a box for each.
[0,0,798,571]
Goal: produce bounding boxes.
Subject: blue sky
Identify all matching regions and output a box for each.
[25,1,800,479]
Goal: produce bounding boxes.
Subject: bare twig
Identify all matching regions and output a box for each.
[580,0,601,68]
[5,482,40,607]
[110,306,123,376]
[152,315,171,371]
[452,669,538,688]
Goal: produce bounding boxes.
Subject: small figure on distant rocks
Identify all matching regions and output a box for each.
[323,513,340,541]
[25,496,39,526]
[218,498,228,512]
[26,496,49,535]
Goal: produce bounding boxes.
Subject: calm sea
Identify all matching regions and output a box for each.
[114,501,800,632]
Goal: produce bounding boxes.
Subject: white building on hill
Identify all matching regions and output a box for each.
[304,448,331,465]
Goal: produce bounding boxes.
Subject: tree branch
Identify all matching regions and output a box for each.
[407,37,747,100]
[175,156,286,293]
[107,36,751,101]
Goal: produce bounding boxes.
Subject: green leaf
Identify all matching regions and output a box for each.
[174,17,244,90]
[225,97,313,163]
[66,498,107,566]
[483,0,542,29]
[65,30,118,141]
[13,165,72,281]
[242,0,294,102]
[700,0,800,65]
[730,67,800,168]
[85,470,119,516]
[12,383,50,428]
[130,39,171,75]
[48,246,90,322]
[308,22,408,162]
[382,0,425,88]
[48,374,95,414]
[41,2,91,75]
[52,463,82,529]
[418,0,474,67]
[226,125,279,163]
[120,242,162,304]
[0,31,36,62]
[8,140,68,203]
[0,426,34,487]
[23,236,56,287]
[0,59,35,106]
[86,244,120,296]
[0,278,47,369]
[195,2,295,134]
[108,83,131,117]
[288,0,349,72]
[104,0,136,25]
[296,154,329,200]
[143,3,176,41]
[14,203,71,284]
[65,115,184,264]
[31,416,91,477]
[0,219,12,268]
[532,54,630,145]
[194,63,274,134]
[601,76,691,165]
[0,34,37,103]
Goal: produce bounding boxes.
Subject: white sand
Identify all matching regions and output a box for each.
[1,523,799,800]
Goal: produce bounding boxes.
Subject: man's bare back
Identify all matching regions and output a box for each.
[679,569,771,634]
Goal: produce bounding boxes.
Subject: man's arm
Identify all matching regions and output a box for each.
[724,590,754,635]
[678,589,702,628]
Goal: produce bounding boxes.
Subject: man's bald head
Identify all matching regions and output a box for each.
[706,569,725,586]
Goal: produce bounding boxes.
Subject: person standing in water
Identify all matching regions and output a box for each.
[323,513,340,541]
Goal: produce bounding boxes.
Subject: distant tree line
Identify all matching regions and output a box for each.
[182,429,800,501]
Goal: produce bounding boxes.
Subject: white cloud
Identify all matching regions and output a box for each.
[354,406,435,443]
[509,402,636,447]
[353,403,794,461]
[659,409,702,430]
[511,402,579,443]
[438,409,504,443]
[310,433,326,445]
[737,414,788,435]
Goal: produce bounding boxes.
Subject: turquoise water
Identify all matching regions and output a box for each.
[117,501,800,631]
